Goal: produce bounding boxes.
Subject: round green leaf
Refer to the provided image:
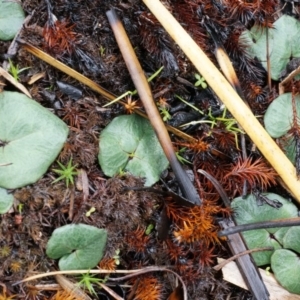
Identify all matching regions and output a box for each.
[271,249,300,294]
[283,226,300,253]
[98,114,169,186]
[0,0,25,41]
[231,193,298,266]
[0,91,69,189]
[0,187,13,214]
[282,136,296,164]
[241,229,282,266]
[46,224,107,270]
[264,93,300,138]
[241,15,300,80]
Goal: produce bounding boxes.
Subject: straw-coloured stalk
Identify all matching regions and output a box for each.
[19,40,197,143]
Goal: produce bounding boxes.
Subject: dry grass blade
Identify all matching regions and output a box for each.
[55,274,92,300]
[19,40,113,100]
[0,67,31,98]
[18,40,196,143]
[98,283,124,300]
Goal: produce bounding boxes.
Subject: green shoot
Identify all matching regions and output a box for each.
[145,224,154,235]
[77,272,107,296]
[52,158,78,187]
[175,94,204,115]
[8,59,31,81]
[103,91,133,108]
[194,73,207,89]
[147,66,164,82]
[99,45,105,57]
[17,203,24,214]
[118,168,127,176]
[180,108,244,149]
[113,249,120,265]
[85,207,96,217]
[159,106,171,122]
[45,84,55,91]
[103,66,164,108]
[176,147,191,165]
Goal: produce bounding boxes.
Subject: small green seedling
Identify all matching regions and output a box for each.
[52,158,78,187]
[77,272,107,296]
[113,249,120,265]
[85,207,96,217]
[99,45,105,57]
[8,59,30,81]
[145,224,154,235]
[103,66,164,107]
[159,106,172,122]
[209,107,244,148]
[175,148,191,165]
[17,203,24,214]
[194,73,207,89]
[45,84,55,91]
[175,94,204,115]
[181,107,244,149]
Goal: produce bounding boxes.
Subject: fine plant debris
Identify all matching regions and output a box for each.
[1,0,300,299]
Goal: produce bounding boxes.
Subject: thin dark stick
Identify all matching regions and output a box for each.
[106,9,201,205]
[219,217,300,237]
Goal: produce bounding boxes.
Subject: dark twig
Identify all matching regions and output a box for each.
[106,9,201,206]
[219,217,300,237]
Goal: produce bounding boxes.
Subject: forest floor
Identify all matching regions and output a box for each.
[0,0,299,299]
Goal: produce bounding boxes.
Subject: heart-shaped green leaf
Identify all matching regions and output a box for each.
[0,187,13,214]
[264,93,300,138]
[271,249,300,294]
[241,15,300,80]
[0,91,69,189]
[283,226,300,253]
[98,114,169,186]
[231,193,298,266]
[0,0,25,41]
[281,136,296,164]
[46,224,107,270]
